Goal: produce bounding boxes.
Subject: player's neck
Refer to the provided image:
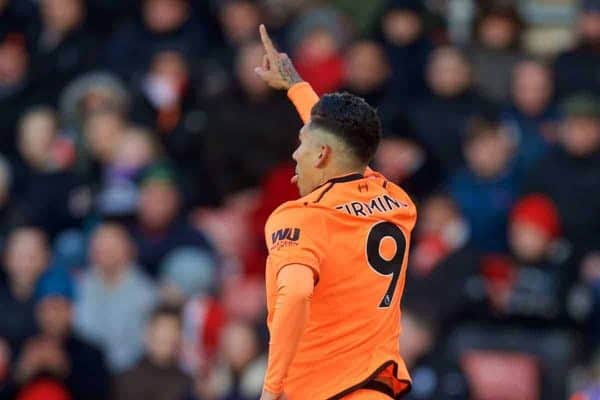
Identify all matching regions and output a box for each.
[320,166,365,185]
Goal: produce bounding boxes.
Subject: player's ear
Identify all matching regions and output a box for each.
[315,144,330,168]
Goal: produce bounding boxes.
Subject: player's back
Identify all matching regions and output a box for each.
[264,171,417,399]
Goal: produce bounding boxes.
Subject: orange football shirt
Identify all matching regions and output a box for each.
[264,83,417,399]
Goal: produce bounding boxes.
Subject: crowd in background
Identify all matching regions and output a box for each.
[0,0,600,398]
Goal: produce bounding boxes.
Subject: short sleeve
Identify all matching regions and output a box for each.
[265,205,326,279]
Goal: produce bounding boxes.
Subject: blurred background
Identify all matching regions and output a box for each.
[0,0,599,398]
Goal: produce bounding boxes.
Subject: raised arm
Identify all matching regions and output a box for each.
[254,24,319,123]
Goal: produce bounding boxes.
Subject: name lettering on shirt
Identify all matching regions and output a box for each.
[335,194,407,217]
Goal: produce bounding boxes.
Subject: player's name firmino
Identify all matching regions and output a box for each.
[335,194,408,217]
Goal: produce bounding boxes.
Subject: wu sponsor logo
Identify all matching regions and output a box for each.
[271,228,301,244]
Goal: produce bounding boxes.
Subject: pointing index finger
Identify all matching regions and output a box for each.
[259,24,278,60]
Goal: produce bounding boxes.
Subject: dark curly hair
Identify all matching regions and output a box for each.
[310,92,382,165]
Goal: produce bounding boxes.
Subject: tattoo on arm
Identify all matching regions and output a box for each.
[277,58,303,86]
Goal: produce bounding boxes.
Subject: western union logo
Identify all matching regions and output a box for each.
[271,228,301,244]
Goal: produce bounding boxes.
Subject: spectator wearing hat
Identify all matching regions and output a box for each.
[0,227,50,352]
[554,0,600,98]
[448,116,519,252]
[501,59,560,172]
[130,163,215,277]
[287,7,347,95]
[158,246,216,307]
[524,93,600,256]
[80,106,127,185]
[474,194,573,325]
[59,71,130,137]
[11,269,110,400]
[14,379,71,400]
[74,223,157,373]
[113,305,190,400]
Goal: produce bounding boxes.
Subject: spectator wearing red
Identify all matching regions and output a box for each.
[16,379,71,400]
[477,194,572,325]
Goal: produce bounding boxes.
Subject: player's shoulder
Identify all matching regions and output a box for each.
[266,195,323,226]
[382,178,417,213]
[264,198,327,246]
[366,168,416,207]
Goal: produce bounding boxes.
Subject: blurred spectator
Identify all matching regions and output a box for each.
[448,117,518,252]
[105,0,207,79]
[202,41,300,197]
[221,276,265,324]
[10,270,109,400]
[26,0,97,104]
[401,306,471,400]
[341,40,391,109]
[180,292,226,375]
[218,0,261,51]
[475,194,572,325]
[502,60,560,171]
[374,116,443,201]
[0,0,35,39]
[50,230,87,275]
[0,227,49,350]
[467,4,524,103]
[59,71,130,133]
[570,347,600,399]
[0,155,25,247]
[96,126,160,218]
[288,8,347,95]
[0,32,36,155]
[525,93,600,255]
[131,164,215,277]
[0,337,12,396]
[377,0,431,100]
[244,163,298,277]
[581,252,600,350]
[12,107,89,237]
[113,305,190,400]
[407,46,495,172]
[403,194,479,327]
[81,107,126,182]
[187,321,265,400]
[193,189,260,277]
[74,223,157,372]
[158,247,216,307]
[129,47,210,190]
[14,378,71,400]
[554,0,600,98]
